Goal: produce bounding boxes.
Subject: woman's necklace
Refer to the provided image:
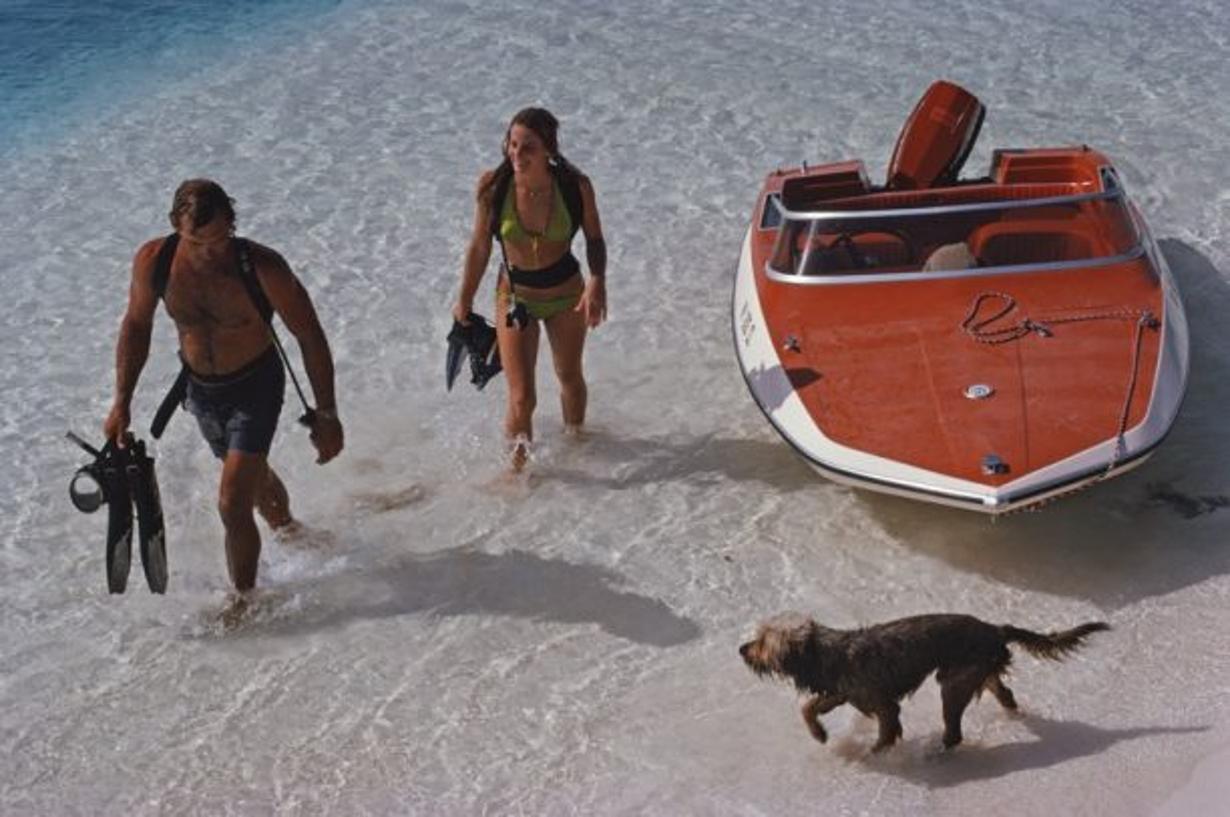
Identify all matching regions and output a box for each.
[517,181,553,267]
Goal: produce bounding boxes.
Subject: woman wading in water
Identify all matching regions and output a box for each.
[453,107,607,470]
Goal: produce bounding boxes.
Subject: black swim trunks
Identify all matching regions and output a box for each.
[184,344,285,459]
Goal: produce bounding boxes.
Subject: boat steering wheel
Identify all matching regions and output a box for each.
[832,233,869,269]
[833,230,918,270]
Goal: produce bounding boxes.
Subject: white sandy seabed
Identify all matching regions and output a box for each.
[2,1,1230,814]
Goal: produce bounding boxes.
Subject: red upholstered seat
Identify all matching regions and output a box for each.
[969,220,1100,266]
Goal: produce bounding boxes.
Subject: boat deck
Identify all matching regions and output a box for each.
[749,257,1162,484]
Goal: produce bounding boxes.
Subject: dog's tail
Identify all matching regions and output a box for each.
[1001,621,1110,661]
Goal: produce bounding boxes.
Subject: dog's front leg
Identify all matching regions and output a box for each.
[801,693,843,743]
[871,702,904,752]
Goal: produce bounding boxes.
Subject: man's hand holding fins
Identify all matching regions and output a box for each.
[103,403,131,448]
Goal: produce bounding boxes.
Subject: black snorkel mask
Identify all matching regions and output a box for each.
[505,300,530,332]
[66,431,110,513]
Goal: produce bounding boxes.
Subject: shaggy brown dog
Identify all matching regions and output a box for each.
[739,612,1109,751]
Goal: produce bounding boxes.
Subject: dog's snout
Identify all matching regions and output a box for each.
[739,642,750,658]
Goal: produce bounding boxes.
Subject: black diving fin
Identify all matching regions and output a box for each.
[126,438,167,593]
[446,312,503,391]
[445,323,467,390]
[67,431,167,594]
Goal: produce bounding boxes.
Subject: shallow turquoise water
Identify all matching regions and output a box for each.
[0,0,339,149]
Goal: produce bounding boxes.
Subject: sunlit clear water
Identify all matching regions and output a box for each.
[2,1,1229,814]
[0,0,340,153]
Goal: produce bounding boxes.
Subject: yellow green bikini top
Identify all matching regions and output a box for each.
[499,180,573,244]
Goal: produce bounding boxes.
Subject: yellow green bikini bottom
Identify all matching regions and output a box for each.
[498,290,580,322]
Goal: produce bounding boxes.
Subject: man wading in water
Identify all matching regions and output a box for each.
[104,179,343,607]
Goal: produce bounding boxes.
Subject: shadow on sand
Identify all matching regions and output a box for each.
[862,712,1207,788]
[860,239,1230,608]
[230,543,702,648]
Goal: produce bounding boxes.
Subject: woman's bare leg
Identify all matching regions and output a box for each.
[496,289,541,467]
[544,306,588,429]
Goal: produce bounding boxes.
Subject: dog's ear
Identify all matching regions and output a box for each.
[777,621,817,670]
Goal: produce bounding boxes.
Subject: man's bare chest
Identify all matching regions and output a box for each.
[163,262,261,329]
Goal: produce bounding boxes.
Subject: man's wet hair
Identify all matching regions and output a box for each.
[169,179,236,230]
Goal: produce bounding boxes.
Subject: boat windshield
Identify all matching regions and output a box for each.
[767,190,1141,278]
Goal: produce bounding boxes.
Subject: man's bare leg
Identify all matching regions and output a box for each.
[257,465,293,529]
[218,451,271,591]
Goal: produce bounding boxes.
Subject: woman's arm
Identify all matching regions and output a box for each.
[576,175,607,327]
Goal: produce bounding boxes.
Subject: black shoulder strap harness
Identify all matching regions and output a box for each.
[150,233,273,322]
[149,234,313,438]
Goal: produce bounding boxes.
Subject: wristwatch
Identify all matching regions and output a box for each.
[316,407,340,422]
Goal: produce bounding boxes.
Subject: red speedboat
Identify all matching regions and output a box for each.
[733,81,1188,514]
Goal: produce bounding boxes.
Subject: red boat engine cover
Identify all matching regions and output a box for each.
[885,80,985,190]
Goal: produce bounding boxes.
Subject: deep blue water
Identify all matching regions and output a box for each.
[0,0,340,150]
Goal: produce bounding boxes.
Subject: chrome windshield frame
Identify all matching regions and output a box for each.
[765,187,1144,284]
[774,187,1123,221]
